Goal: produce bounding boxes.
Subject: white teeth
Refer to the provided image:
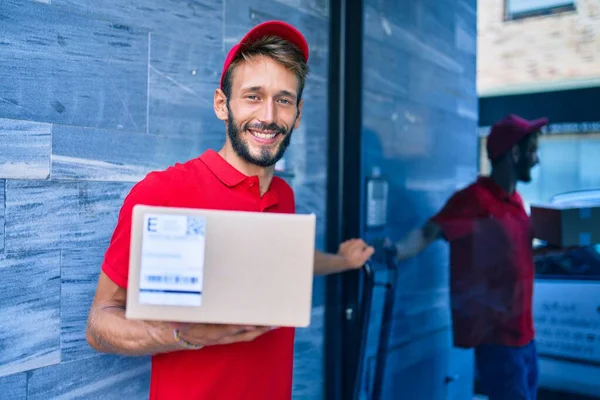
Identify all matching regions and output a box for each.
[251,131,276,139]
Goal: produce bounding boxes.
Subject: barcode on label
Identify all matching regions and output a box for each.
[145,275,199,285]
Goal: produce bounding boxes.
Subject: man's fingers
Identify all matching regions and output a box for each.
[214,327,272,345]
[178,324,262,346]
[349,240,368,253]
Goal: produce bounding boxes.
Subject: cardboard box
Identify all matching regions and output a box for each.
[530,203,600,247]
[126,205,316,327]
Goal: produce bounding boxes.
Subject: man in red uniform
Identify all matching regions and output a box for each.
[387,114,547,400]
[86,21,374,399]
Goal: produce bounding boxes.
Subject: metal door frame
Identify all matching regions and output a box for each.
[324,0,365,399]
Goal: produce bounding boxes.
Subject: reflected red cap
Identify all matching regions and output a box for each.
[486,114,548,160]
[220,20,309,90]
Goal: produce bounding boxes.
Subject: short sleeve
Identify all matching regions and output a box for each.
[430,188,483,242]
[101,172,168,288]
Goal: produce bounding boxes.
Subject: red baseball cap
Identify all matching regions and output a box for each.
[220,20,310,90]
[486,114,548,160]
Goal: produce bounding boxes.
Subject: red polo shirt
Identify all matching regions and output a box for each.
[101,150,296,399]
[431,177,535,349]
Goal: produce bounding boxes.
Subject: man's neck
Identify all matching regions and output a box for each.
[490,167,517,195]
[218,146,275,196]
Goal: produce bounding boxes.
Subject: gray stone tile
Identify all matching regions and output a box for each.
[0,118,51,179]
[294,178,326,219]
[53,0,223,47]
[52,125,205,181]
[225,0,328,45]
[363,38,410,97]
[364,5,463,75]
[0,251,61,377]
[273,0,329,18]
[60,248,105,362]
[28,355,151,400]
[4,180,134,253]
[148,33,224,139]
[0,181,4,253]
[0,372,27,400]
[0,0,148,131]
[293,305,324,400]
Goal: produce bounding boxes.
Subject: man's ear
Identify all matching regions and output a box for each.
[293,99,304,129]
[511,144,520,163]
[214,89,228,121]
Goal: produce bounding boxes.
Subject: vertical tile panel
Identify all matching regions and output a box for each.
[61,248,105,362]
[292,306,324,400]
[0,180,4,253]
[0,251,61,377]
[0,372,27,400]
[0,118,51,179]
[148,34,223,139]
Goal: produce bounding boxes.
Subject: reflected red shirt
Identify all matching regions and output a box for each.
[101,150,296,400]
[431,177,535,348]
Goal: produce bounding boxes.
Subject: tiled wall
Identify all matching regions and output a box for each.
[0,0,329,398]
[358,0,479,398]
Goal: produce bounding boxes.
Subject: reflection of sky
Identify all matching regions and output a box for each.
[507,0,573,14]
[518,137,600,209]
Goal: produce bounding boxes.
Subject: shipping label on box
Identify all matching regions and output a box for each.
[139,213,206,307]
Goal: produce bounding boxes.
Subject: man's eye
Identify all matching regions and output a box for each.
[247,95,259,100]
[278,99,291,105]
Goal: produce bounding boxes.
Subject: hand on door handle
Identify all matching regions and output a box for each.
[370,237,398,265]
[338,238,375,270]
[445,374,460,384]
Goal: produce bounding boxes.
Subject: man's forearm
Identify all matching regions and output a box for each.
[86,302,180,357]
[394,229,426,260]
[313,250,350,276]
[395,222,441,260]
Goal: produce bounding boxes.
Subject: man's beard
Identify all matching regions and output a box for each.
[517,158,533,183]
[518,169,532,183]
[226,106,294,167]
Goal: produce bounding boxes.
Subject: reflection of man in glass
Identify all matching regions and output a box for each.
[390,114,547,400]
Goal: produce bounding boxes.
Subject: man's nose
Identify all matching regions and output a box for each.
[258,100,276,124]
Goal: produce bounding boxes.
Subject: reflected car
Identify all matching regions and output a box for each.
[532,189,600,399]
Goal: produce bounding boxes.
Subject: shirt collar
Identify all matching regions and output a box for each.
[199,149,248,187]
[198,150,281,208]
[477,176,521,205]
